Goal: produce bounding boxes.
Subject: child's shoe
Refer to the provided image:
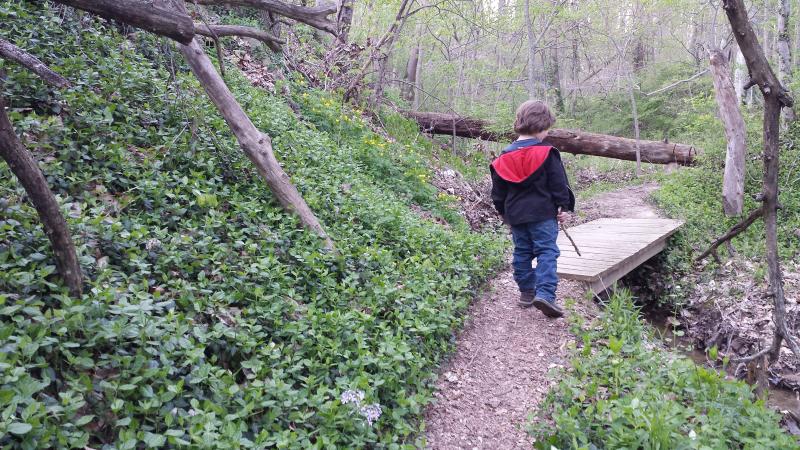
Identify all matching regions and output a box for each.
[532,297,564,318]
[518,291,535,308]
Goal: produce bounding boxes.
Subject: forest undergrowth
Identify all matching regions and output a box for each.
[0,3,507,448]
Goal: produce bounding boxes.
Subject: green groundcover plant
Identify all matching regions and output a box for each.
[0,2,505,448]
[531,291,798,450]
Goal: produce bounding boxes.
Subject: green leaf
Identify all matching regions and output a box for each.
[143,432,166,448]
[8,422,33,435]
[74,415,94,426]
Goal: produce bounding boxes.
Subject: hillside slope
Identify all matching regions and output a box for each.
[0,2,505,448]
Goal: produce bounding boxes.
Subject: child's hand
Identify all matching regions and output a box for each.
[557,207,569,224]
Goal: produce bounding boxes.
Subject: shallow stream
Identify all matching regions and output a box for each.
[645,310,800,431]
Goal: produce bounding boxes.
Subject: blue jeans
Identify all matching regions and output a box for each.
[510,219,560,302]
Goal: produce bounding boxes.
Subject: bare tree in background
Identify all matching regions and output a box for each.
[777,0,796,122]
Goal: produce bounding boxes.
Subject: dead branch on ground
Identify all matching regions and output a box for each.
[0,38,71,88]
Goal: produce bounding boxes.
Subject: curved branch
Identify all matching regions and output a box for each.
[192,0,337,34]
[0,38,70,88]
[194,23,284,52]
[0,95,82,297]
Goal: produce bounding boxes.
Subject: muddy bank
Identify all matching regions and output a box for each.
[679,259,800,388]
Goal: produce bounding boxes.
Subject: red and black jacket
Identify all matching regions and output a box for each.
[490,138,575,226]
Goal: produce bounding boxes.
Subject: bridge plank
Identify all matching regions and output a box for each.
[549,218,683,292]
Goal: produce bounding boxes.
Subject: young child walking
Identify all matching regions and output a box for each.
[490,100,575,318]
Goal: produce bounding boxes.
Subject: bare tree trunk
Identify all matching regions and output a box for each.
[364,0,412,104]
[524,0,537,99]
[0,39,71,88]
[259,10,281,39]
[413,44,423,110]
[178,37,334,249]
[628,78,641,177]
[402,44,420,102]
[689,11,702,64]
[734,45,747,104]
[633,37,647,73]
[195,0,338,34]
[723,0,800,362]
[569,2,580,113]
[336,0,354,42]
[549,43,565,112]
[777,0,796,122]
[710,49,747,216]
[0,95,82,297]
[193,23,283,51]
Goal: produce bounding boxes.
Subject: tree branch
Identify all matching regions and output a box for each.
[192,0,337,34]
[645,69,709,96]
[0,38,70,88]
[194,23,284,52]
[696,206,763,262]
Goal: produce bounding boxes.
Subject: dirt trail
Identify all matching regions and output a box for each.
[422,182,661,449]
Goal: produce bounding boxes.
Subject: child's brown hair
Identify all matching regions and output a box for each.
[514,100,556,135]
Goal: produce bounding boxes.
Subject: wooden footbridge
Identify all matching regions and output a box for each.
[553,218,683,293]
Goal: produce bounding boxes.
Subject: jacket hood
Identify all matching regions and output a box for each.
[491,142,552,183]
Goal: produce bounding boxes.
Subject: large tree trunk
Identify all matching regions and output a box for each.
[0,96,83,297]
[402,110,698,165]
[548,42,564,111]
[723,0,799,361]
[177,36,334,249]
[777,0,796,122]
[709,49,747,216]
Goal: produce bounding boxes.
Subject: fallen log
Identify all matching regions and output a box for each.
[402,110,698,166]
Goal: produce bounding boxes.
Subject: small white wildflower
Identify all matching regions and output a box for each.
[188,409,197,417]
[145,238,162,250]
[340,389,365,405]
[359,403,382,426]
